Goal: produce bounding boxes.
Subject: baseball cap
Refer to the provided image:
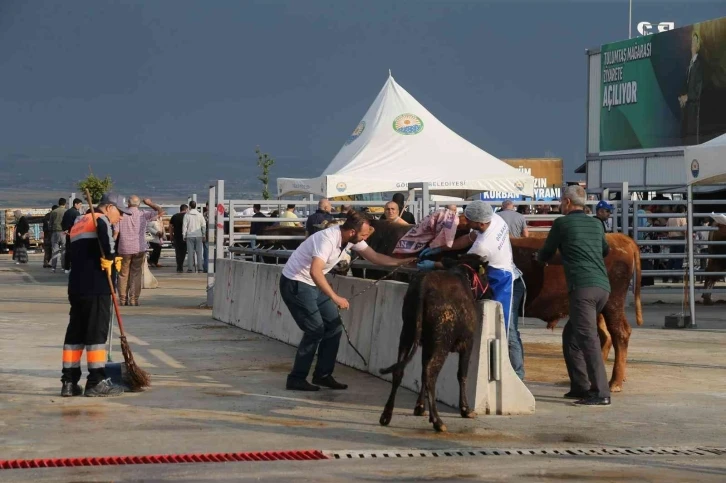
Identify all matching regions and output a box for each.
[596,200,614,212]
[99,193,133,215]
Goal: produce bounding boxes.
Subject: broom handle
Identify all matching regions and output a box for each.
[84,190,130,338]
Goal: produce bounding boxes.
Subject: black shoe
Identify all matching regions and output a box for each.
[84,378,124,397]
[312,375,348,390]
[187,269,194,273]
[286,378,320,392]
[573,396,611,407]
[60,382,83,397]
[564,390,591,399]
[177,269,183,273]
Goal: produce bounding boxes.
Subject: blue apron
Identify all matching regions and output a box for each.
[487,267,514,333]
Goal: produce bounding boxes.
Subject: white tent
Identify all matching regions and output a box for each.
[277,74,534,199]
[685,133,726,185]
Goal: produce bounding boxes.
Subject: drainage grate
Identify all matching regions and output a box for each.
[326,446,726,460]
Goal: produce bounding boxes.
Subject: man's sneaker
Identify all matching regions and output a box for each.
[573,396,611,407]
[187,269,194,273]
[84,378,124,397]
[64,270,70,274]
[312,375,348,390]
[286,378,320,392]
[60,382,83,397]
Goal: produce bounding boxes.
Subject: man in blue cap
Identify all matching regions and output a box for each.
[595,200,614,233]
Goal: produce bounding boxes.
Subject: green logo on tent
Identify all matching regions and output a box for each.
[393,114,424,135]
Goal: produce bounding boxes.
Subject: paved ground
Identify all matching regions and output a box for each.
[1,254,725,481]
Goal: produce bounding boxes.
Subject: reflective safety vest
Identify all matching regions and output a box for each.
[70,213,104,243]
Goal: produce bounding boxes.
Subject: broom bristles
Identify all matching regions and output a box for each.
[119,335,151,390]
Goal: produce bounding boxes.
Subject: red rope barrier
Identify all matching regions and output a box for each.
[0,450,328,470]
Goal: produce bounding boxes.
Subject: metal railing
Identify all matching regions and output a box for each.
[632,199,726,296]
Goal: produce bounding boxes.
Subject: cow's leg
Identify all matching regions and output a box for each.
[413,379,427,416]
[458,343,476,419]
[380,345,410,426]
[703,273,716,305]
[604,311,632,393]
[423,347,449,432]
[597,314,612,363]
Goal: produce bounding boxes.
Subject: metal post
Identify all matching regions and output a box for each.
[422,183,430,217]
[212,180,225,305]
[206,185,216,307]
[622,182,629,236]
[628,0,632,39]
[687,184,696,325]
[192,193,197,204]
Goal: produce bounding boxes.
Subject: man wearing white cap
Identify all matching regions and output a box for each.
[418,201,521,365]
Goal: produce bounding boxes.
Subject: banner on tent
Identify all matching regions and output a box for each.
[600,16,726,152]
[479,158,563,201]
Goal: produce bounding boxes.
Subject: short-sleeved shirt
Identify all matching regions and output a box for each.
[117,207,158,255]
[467,214,514,272]
[497,209,527,238]
[279,210,299,227]
[170,212,185,242]
[282,226,368,286]
[305,210,334,236]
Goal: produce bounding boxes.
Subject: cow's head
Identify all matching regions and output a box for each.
[451,253,492,300]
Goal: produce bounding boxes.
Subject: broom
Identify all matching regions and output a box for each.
[85,190,151,390]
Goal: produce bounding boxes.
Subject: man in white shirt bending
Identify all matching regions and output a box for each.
[281,211,417,391]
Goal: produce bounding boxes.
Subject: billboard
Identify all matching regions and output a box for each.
[600,16,726,152]
[479,158,562,201]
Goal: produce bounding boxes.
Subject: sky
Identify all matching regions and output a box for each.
[0,0,723,200]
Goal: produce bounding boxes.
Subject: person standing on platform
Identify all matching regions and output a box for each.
[49,198,68,273]
[168,204,188,273]
[116,195,164,305]
[61,193,130,397]
[61,198,83,272]
[182,200,205,273]
[537,185,611,407]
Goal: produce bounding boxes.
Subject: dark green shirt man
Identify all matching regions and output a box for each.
[537,186,612,407]
[537,211,610,293]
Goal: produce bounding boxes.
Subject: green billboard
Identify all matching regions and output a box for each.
[599,16,726,152]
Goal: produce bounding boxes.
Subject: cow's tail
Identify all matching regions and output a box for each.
[633,242,643,326]
[379,282,425,375]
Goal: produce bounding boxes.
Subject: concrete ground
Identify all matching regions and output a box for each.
[1,253,725,481]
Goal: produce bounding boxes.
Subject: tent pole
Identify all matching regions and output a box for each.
[687,184,696,326]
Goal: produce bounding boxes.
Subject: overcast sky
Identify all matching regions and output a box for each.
[1,0,723,185]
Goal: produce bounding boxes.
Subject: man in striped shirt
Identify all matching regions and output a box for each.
[537,185,611,407]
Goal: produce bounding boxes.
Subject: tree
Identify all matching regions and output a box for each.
[78,173,113,204]
[255,146,275,200]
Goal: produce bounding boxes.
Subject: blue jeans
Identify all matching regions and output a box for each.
[508,277,526,380]
[279,275,343,381]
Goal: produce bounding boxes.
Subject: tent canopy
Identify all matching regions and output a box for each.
[685,133,726,185]
[277,74,534,199]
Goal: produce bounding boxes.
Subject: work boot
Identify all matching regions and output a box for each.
[286,377,320,392]
[84,378,124,397]
[312,375,348,390]
[60,382,83,397]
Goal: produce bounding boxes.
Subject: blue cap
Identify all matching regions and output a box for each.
[596,200,614,212]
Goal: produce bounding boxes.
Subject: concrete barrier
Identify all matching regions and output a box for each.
[213,259,535,415]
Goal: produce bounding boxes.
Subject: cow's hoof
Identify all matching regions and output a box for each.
[379,413,392,426]
[433,422,447,433]
[461,409,477,419]
[413,405,427,417]
[609,383,623,393]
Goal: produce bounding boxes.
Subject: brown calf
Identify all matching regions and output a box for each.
[379,255,490,432]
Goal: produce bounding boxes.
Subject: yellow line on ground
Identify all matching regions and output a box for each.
[113,329,150,346]
[148,349,186,369]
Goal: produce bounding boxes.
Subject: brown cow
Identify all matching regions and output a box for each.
[379,254,491,432]
[511,233,643,392]
[702,223,726,305]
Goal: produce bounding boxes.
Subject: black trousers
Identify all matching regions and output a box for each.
[563,287,611,398]
[62,234,72,271]
[62,294,111,386]
[173,239,187,271]
[149,242,162,265]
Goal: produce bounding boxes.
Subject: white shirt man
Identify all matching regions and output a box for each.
[280,212,416,392]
